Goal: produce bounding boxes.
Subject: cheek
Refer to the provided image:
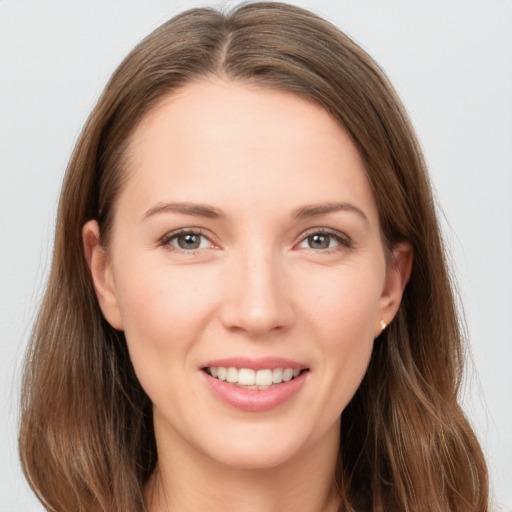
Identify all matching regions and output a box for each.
[111,258,217,381]
[303,263,384,344]
[299,264,382,409]
[319,288,376,385]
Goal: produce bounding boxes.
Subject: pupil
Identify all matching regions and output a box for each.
[179,234,200,249]
[309,234,329,249]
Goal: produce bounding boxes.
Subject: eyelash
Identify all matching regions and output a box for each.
[159,228,214,253]
[296,228,352,253]
[159,227,352,254]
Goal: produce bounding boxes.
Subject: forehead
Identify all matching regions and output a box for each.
[120,79,378,223]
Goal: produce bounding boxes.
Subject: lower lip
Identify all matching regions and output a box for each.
[203,371,308,412]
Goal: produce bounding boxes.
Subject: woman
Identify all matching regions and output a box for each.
[19,2,489,511]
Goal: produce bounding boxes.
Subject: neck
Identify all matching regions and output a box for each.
[145,422,341,512]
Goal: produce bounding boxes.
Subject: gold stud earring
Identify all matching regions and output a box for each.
[380,320,387,331]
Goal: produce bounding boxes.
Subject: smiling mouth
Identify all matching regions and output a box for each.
[204,367,308,390]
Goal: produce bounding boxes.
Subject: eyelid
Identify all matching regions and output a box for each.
[158,226,351,253]
[159,227,218,251]
[295,227,352,250]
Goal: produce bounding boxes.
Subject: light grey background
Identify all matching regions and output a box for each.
[1,1,511,510]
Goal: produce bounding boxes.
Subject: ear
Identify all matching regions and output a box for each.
[375,242,413,337]
[82,220,124,330]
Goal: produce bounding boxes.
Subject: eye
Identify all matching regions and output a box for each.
[304,233,334,250]
[161,229,214,251]
[297,229,351,251]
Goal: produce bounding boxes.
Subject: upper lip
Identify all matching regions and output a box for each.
[201,357,308,371]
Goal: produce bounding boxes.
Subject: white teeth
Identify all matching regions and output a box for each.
[272,368,283,383]
[207,366,303,387]
[238,368,255,385]
[282,368,294,381]
[255,369,273,386]
[226,367,238,383]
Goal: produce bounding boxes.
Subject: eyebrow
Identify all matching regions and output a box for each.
[142,200,369,225]
[293,202,369,225]
[143,202,224,220]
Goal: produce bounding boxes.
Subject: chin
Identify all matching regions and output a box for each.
[198,420,330,471]
[207,439,301,471]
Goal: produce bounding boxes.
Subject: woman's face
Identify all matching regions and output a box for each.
[85,80,409,470]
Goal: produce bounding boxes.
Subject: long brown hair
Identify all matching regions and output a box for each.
[19,3,488,511]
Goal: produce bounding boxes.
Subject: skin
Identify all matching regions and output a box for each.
[83,80,412,512]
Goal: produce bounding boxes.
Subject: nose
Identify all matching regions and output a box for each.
[219,248,295,338]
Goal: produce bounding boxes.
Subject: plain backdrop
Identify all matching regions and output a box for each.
[1,1,511,510]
